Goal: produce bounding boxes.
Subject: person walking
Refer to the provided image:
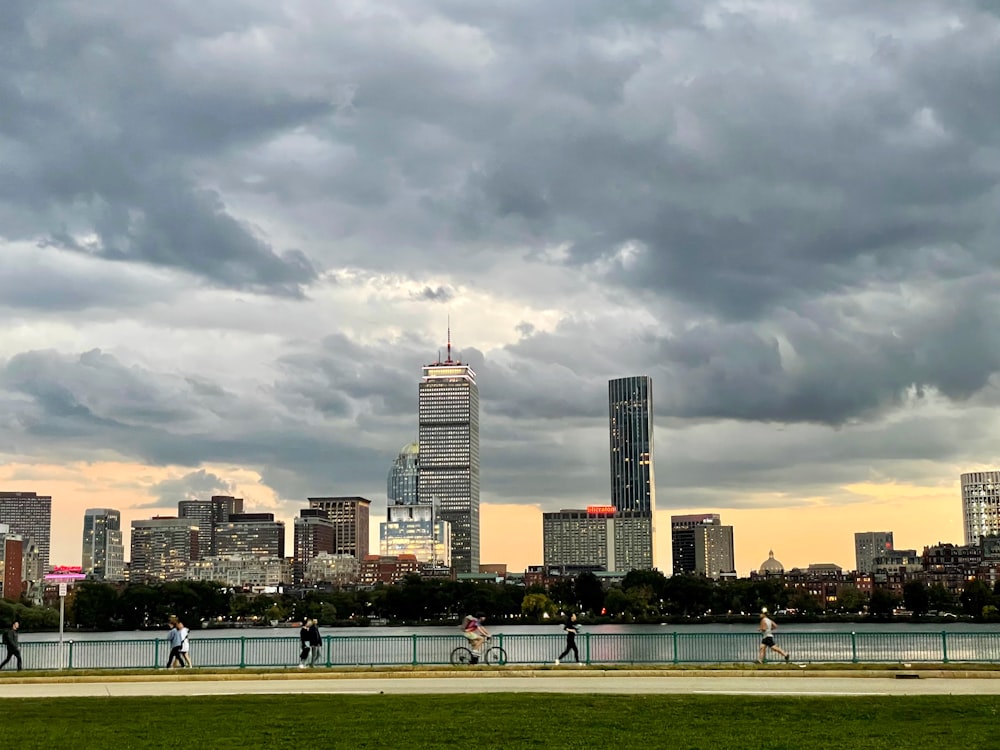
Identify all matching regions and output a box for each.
[757,608,790,664]
[298,619,312,668]
[555,613,582,665]
[178,621,192,667]
[308,618,323,667]
[165,621,185,668]
[1,621,22,671]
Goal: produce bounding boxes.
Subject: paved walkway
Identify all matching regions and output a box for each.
[3,669,1000,698]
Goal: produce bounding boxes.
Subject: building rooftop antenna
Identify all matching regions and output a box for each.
[447,315,452,363]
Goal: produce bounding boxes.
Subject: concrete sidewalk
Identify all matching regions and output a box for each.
[3,668,1000,699]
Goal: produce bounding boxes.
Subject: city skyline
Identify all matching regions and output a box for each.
[2,3,999,579]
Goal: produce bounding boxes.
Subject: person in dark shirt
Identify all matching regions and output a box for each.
[555,613,582,665]
[299,619,312,668]
[308,619,323,667]
[1,621,22,671]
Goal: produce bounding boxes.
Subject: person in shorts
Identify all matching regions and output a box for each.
[461,612,490,664]
[758,608,789,663]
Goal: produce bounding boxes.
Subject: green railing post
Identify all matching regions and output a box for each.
[497,634,505,664]
[672,632,679,664]
[942,631,949,664]
[326,635,333,667]
[152,639,159,669]
[67,640,74,670]
[239,636,246,669]
[412,634,418,666]
[851,632,858,664]
[584,632,591,665]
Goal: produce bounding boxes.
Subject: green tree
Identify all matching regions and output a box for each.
[867,588,898,619]
[836,586,867,613]
[928,584,957,613]
[960,580,994,618]
[663,575,715,617]
[902,581,930,616]
[603,588,629,617]
[521,593,556,621]
[70,582,120,629]
[574,572,605,615]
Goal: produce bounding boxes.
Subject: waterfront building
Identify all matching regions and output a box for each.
[188,555,290,588]
[179,495,245,559]
[691,519,735,579]
[962,471,1000,545]
[305,552,360,586]
[380,503,451,566]
[293,509,336,584]
[307,497,371,559]
[854,531,894,574]
[214,513,285,559]
[359,554,421,585]
[0,524,24,600]
[671,513,721,575]
[0,491,52,576]
[542,506,652,572]
[417,334,480,574]
[81,508,125,581]
[608,376,655,570]
[129,517,199,582]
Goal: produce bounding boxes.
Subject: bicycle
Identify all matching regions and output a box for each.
[450,637,507,666]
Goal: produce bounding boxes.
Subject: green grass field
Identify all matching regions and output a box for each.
[2,694,997,749]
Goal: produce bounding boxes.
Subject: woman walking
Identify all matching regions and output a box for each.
[555,613,582,665]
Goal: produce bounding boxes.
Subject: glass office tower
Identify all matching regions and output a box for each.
[608,376,655,570]
[418,341,480,574]
[82,508,125,581]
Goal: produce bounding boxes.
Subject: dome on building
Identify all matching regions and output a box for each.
[758,550,784,575]
[399,442,419,456]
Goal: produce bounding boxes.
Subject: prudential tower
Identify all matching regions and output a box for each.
[417,328,480,573]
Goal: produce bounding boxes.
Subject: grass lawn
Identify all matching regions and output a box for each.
[2,694,997,749]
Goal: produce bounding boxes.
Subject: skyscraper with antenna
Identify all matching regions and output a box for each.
[417,324,480,573]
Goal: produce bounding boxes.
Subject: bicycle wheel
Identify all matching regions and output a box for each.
[450,646,474,666]
[484,646,507,665]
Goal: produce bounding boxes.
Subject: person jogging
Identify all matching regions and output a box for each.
[555,613,582,665]
[758,608,790,663]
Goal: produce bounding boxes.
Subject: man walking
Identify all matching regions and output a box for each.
[1,621,22,671]
[299,619,312,668]
[758,608,790,664]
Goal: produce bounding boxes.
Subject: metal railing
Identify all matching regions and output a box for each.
[7,631,1000,672]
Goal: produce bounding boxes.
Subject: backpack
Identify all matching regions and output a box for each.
[459,615,475,631]
[2,629,11,647]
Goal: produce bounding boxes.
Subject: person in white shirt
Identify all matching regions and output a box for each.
[757,608,789,664]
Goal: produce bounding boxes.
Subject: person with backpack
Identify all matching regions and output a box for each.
[460,612,490,664]
[1,621,22,671]
[554,613,582,665]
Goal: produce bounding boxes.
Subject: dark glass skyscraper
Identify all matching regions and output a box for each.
[608,376,655,570]
[418,338,479,574]
[387,442,420,506]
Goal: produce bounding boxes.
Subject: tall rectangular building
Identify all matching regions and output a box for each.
[82,508,125,581]
[308,497,371,559]
[417,341,480,573]
[129,517,199,583]
[179,495,245,559]
[0,491,52,577]
[542,506,651,573]
[0,524,24,601]
[214,513,285,559]
[855,531,894,574]
[293,509,336,584]
[693,521,735,579]
[671,514,721,575]
[608,377,655,570]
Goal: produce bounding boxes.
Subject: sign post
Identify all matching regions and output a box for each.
[44,567,87,669]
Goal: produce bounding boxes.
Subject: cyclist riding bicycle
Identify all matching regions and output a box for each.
[461,612,490,664]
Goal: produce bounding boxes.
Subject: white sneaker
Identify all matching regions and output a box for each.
[298,664,306,668]
[554,659,560,665]
[576,661,584,666]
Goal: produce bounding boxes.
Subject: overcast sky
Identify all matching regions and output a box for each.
[3,1,999,574]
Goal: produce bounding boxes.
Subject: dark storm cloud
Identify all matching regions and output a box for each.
[139,469,234,510]
[0,1,321,293]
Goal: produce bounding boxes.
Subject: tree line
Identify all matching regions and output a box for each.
[5,571,999,631]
